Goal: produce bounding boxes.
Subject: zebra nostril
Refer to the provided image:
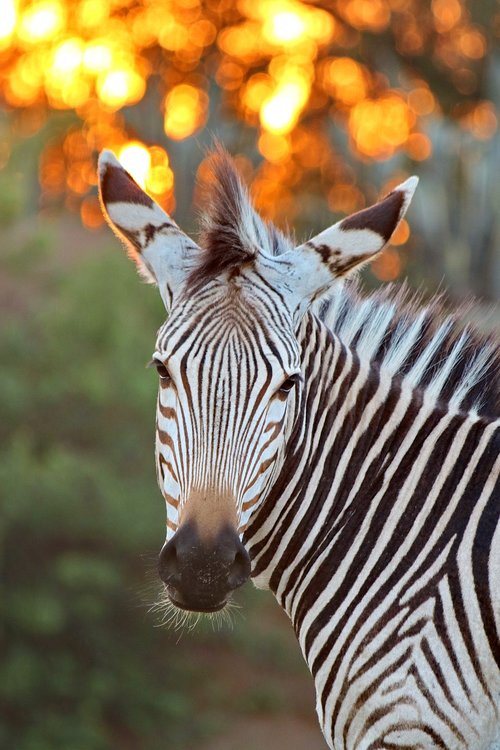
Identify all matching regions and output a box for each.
[158,538,181,587]
[227,543,251,590]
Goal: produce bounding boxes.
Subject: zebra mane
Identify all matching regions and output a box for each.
[191,147,291,285]
[316,281,500,419]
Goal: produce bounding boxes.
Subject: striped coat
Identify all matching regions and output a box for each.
[98,146,499,749]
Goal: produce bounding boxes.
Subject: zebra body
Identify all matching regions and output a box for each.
[248,305,500,749]
[98,146,500,749]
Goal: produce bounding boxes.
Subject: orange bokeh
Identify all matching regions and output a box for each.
[0,0,494,284]
[349,94,414,159]
[371,247,402,281]
[163,84,208,140]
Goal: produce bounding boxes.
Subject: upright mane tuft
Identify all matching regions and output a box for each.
[189,147,290,286]
[317,281,500,419]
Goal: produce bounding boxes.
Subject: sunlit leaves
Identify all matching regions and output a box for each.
[0,0,496,248]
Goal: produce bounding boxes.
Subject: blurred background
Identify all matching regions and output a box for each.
[1,1,499,749]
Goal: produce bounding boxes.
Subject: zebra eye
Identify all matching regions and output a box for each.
[155,362,171,380]
[278,375,299,395]
[147,358,171,381]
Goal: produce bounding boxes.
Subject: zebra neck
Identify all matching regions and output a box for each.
[246,313,500,749]
[247,312,497,611]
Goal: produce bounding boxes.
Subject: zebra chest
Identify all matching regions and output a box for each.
[303,596,500,750]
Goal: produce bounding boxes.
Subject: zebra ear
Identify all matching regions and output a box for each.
[98,150,200,308]
[288,177,418,302]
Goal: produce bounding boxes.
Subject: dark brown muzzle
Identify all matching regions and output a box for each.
[158,521,251,612]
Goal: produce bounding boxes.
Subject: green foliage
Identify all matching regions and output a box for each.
[0,170,28,227]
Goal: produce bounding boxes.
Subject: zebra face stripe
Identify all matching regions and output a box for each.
[154,278,301,543]
[98,146,418,615]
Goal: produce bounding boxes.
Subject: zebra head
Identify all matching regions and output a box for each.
[98,148,417,613]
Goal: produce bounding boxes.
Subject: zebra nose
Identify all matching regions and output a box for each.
[158,521,251,611]
[158,536,182,589]
[227,540,251,589]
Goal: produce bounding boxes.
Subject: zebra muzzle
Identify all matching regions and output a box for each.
[158,521,251,612]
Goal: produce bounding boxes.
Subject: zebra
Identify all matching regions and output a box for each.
[98,146,500,750]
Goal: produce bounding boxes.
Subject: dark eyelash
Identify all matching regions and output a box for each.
[278,374,300,394]
[146,358,171,380]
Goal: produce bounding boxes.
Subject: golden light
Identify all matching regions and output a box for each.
[147,165,173,195]
[5,51,46,105]
[51,38,84,74]
[163,84,208,140]
[217,24,260,62]
[406,132,432,160]
[458,28,486,59]
[244,0,335,47]
[431,0,462,33]
[306,8,336,45]
[322,57,369,106]
[18,1,65,43]
[343,0,391,32]
[264,10,307,44]
[145,145,174,198]
[251,158,300,223]
[80,195,105,229]
[242,74,273,113]
[76,0,110,29]
[371,248,402,281]
[215,60,244,91]
[390,218,410,245]
[83,42,113,74]
[189,18,217,48]
[97,69,146,109]
[0,0,17,43]
[118,142,151,189]
[292,128,326,168]
[257,132,291,162]
[158,20,189,53]
[67,165,89,194]
[349,95,412,158]
[260,79,309,134]
[0,0,492,233]
[40,36,92,109]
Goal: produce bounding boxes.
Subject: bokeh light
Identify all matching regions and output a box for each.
[0,0,496,280]
[118,141,151,189]
[163,84,208,140]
